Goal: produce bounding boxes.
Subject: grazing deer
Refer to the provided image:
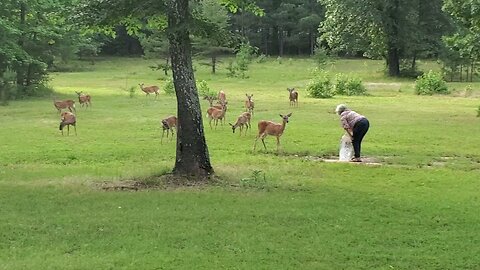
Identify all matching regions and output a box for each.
[161,115,177,143]
[245,94,254,115]
[75,91,92,108]
[253,113,292,151]
[206,102,227,129]
[287,88,298,107]
[59,111,77,136]
[139,83,160,98]
[53,98,76,113]
[229,112,251,136]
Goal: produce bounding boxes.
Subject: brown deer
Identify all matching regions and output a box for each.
[161,115,177,143]
[253,113,292,151]
[217,90,227,105]
[229,112,251,136]
[75,91,92,108]
[139,83,160,98]
[53,98,76,113]
[287,88,298,107]
[245,94,254,115]
[206,102,227,129]
[59,111,77,136]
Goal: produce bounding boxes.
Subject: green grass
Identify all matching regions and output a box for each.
[1,57,479,269]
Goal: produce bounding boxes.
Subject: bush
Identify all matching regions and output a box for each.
[197,80,215,97]
[256,54,267,63]
[163,79,175,95]
[335,74,367,96]
[306,72,335,98]
[415,71,450,95]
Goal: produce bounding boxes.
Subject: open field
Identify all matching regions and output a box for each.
[1,57,479,269]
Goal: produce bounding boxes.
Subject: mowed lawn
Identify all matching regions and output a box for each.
[0,57,479,269]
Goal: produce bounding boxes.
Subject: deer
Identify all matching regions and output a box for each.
[245,94,254,115]
[75,91,92,108]
[206,101,227,130]
[287,87,298,107]
[53,98,76,113]
[229,112,251,136]
[59,111,77,136]
[161,115,177,143]
[217,90,227,105]
[139,83,160,98]
[253,113,292,152]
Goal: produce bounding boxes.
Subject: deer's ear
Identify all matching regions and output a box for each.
[245,94,248,96]
[279,114,283,118]
[287,113,292,117]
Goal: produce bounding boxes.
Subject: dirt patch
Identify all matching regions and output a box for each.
[98,173,222,191]
[287,153,384,165]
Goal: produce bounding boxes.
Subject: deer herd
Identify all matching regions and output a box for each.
[52,83,299,152]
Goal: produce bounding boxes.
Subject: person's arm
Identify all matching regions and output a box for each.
[344,128,353,138]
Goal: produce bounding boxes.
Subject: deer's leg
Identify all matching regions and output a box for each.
[276,136,281,151]
[67,125,70,136]
[74,124,77,136]
[253,134,260,151]
[209,118,213,129]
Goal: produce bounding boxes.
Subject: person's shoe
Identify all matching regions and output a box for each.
[350,157,362,162]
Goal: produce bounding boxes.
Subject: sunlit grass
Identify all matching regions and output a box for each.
[0,57,479,269]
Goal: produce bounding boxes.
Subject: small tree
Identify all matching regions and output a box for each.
[415,70,449,95]
[306,71,335,98]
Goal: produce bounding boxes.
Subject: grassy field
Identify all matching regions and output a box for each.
[1,57,479,269]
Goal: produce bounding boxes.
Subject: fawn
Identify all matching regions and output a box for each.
[53,98,76,113]
[161,115,177,143]
[59,111,77,136]
[75,91,92,108]
[245,94,254,115]
[139,83,160,98]
[229,112,251,136]
[287,88,298,107]
[206,101,227,129]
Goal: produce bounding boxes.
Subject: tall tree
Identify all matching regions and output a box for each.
[77,0,261,178]
[320,0,450,77]
[442,0,480,81]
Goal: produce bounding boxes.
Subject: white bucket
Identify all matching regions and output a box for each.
[339,134,354,161]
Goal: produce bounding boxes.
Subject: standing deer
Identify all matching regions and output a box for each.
[75,91,92,108]
[206,102,227,129]
[253,113,292,151]
[217,90,227,105]
[245,94,254,115]
[139,83,160,98]
[59,111,77,136]
[287,88,298,107]
[229,112,251,136]
[53,98,76,113]
[161,115,177,143]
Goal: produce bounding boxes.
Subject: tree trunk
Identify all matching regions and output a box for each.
[387,47,400,77]
[278,29,284,57]
[211,55,216,74]
[16,1,27,86]
[166,0,213,177]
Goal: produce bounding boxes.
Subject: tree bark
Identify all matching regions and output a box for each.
[387,46,400,77]
[166,0,213,177]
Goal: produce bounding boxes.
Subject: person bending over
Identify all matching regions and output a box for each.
[335,104,370,162]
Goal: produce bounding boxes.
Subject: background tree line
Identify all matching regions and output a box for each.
[1,0,479,104]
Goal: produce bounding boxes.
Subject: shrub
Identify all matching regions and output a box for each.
[306,72,335,98]
[415,70,450,95]
[335,74,367,96]
[256,54,267,63]
[163,79,175,95]
[197,80,215,97]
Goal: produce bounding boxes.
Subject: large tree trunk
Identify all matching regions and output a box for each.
[387,46,400,77]
[166,0,214,177]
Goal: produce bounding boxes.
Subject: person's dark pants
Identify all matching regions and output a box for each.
[352,118,370,158]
